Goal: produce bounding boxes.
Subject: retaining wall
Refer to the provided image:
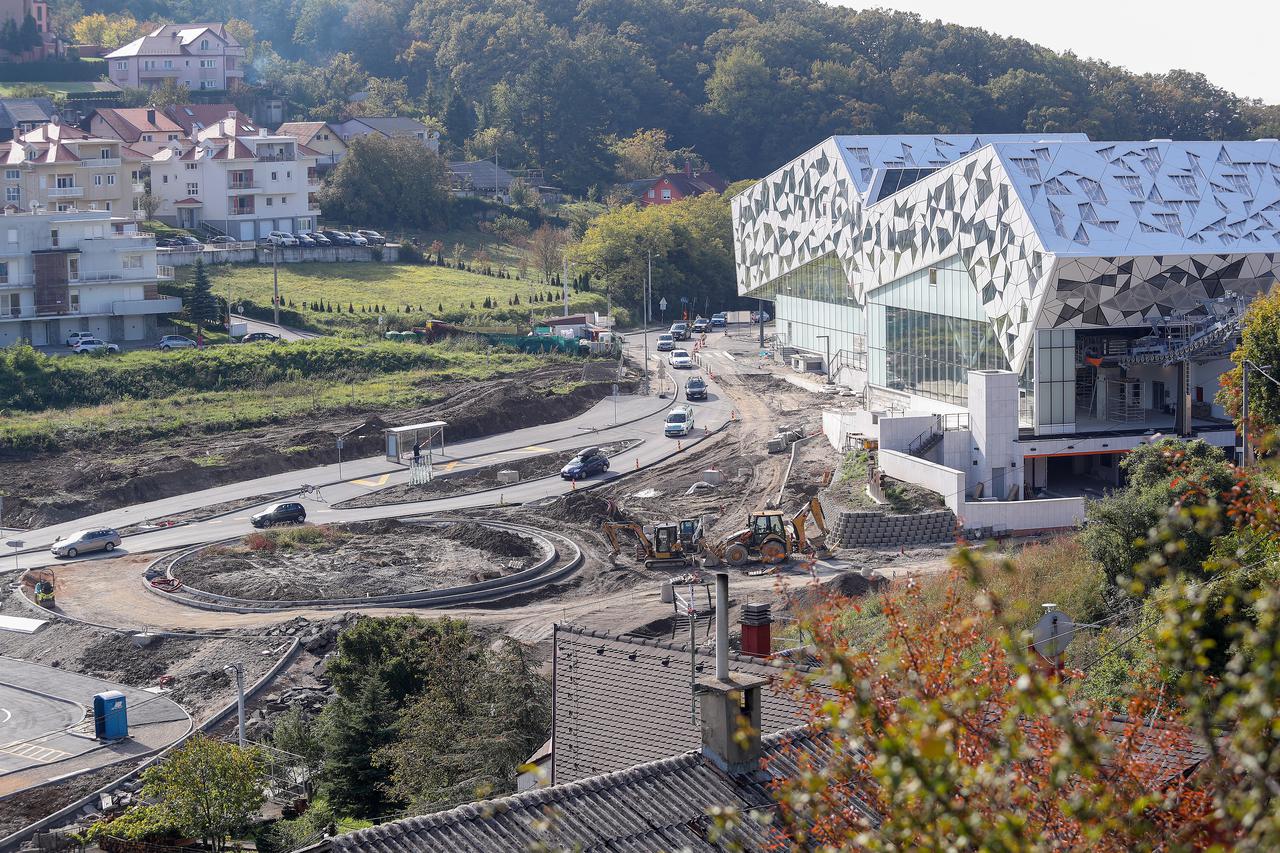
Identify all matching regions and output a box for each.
[160,244,399,267]
[832,509,958,548]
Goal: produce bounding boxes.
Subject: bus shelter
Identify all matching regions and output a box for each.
[384,422,447,481]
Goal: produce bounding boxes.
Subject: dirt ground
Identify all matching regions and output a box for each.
[173,519,541,601]
[337,438,642,507]
[0,363,628,529]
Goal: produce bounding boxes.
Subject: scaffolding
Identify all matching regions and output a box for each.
[1105,379,1145,423]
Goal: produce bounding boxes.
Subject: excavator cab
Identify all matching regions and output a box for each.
[677,518,701,548]
[749,511,787,545]
[652,523,680,557]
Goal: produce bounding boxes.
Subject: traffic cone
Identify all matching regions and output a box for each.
[677,441,683,452]
[634,458,639,470]
[571,478,577,490]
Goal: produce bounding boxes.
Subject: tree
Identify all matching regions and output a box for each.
[527,224,567,285]
[70,12,141,49]
[609,129,696,181]
[188,258,219,331]
[507,178,538,208]
[142,735,265,852]
[1219,287,1280,444]
[139,192,161,220]
[318,134,449,230]
[317,677,398,818]
[18,13,40,52]
[148,79,191,111]
[443,89,476,149]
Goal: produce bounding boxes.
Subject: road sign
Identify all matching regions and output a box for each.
[659,297,668,311]
[336,438,344,450]
[680,296,688,303]
[1031,608,1076,661]
[611,383,619,396]
[5,540,21,549]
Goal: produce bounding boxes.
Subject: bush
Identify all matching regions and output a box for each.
[244,532,277,552]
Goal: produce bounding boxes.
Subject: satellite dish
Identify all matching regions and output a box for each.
[1031,606,1075,661]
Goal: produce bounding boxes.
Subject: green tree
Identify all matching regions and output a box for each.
[18,13,40,52]
[142,735,265,852]
[318,134,448,230]
[188,258,219,331]
[443,89,476,148]
[317,677,398,818]
[1219,287,1280,441]
[70,12,140,49]
[148,78,191,111]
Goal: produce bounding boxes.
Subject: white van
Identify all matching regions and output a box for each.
[664,404,695,437]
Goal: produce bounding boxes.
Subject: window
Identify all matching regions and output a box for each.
[162,175,168,183]
[185,163,197,171]
[0,261,7,283]
[200,59,216,68]
[647,189,655,198]
[68,290,79,312]
[100,148,111,160]
[928,267,938,285]
[56,204,71,212]
[115,61,127,71]
[661,188,671,200]
[4,169,18,180]
[123,254,143,269]
[186,182,199,195]
[5,187,18,203]
[167,134,179,141]
[6,228,16,243]
[200,39,209,49]
[55,175,73,189]
[142,134,153,142]
[271,171,277,181]
[163,60,173,69]
[0,292,18,317]
[94,175,103,186]
[67,256,79,280]
[131,170,140,181]
[50,228,58,247]
[266,197,273,206]
[106,175,115,186]
[103,201,111,210]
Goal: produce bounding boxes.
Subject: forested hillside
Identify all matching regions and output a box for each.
[58,0,1280,189]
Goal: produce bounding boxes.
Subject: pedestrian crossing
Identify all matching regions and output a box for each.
[0,739,71,764]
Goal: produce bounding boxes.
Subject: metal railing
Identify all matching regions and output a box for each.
[255,153,294,162]
[228,181,260,190]
[157,264,174,279]
[48,186,83,198]
[0,273,35,287]
[78,157,121,168]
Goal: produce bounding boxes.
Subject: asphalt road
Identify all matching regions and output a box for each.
[0,681,83,774]
[230,313,320,342]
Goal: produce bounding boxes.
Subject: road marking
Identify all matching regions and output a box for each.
[0,740,71,763]
[353,473,391,487]
[722,351,736,361]
[0,708,10,724]
[444,461,458,472]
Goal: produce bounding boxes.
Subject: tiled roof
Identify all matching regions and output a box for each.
[325,726,868,853]
[447,159,515,190]
[351,116,429,135]
[276,121,328,143]
[165,103,255,136]
[0,98,55,129]
[652,168,728,197]
[106,23,238,58]
[552,623,815,784]
[91,108,183,142]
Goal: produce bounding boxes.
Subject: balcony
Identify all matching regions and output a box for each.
[307,176,322,186]
[227,181,260,193]
[48,186,83,198]
[75,269,161,284]
[308,202,322,212]
[255,153,294,163]
[0,273,35,288]
[112,295,182,315]
[132,182,145,194]
[228,208,256,217]
[79,158,121,168]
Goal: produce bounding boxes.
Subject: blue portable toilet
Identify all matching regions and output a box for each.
[93,691,128,740]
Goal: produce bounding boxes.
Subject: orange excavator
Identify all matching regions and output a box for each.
[706,497,830,567]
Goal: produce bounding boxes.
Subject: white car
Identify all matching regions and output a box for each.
[72,338,120,354]
[158,334,197,350]
[66,330,95,347]
[669,349,694,369]
[266,231,299,247]
[656,333,675,352]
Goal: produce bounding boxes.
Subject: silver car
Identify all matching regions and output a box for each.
[50,528,121,558]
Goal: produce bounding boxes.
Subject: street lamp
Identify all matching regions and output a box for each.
[1241,359,1277,465]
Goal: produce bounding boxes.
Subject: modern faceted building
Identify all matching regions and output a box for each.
[733,134,1279,528]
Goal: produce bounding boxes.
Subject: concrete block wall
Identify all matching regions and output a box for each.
[832,509,958,548]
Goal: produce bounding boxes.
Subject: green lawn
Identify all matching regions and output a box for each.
[182,261,608,330]
[0,81,118,96]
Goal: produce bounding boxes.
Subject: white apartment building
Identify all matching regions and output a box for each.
[149,117,321,239]
[0,210,179,347]
[1,121,144,216]
[105,23,245,92]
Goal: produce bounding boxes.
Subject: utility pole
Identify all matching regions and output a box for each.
[224,663,246,748]
[758,297,765,349]
[271,246,280,327]
[562,256,569,317]
[643,249,651,395]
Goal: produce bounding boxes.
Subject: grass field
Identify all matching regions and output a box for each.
[0,81,118,96]
[180,261,610,330]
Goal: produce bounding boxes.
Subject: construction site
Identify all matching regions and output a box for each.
[0,323,975,850]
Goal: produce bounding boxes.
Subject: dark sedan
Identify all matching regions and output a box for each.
[560,447,609,480]
[250,501,307,528]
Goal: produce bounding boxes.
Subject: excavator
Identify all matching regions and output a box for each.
[706,497,830,567]
[603,520,699,569]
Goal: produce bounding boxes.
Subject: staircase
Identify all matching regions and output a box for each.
[908,426,944,458]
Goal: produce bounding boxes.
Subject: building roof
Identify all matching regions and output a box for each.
[552,623,815,784]
[275,121,332,145]
[651,167,728,198]
[106,23,239,59]
[448,159,515,191]
[0,98,56,130]
[323,725,866,853]
[2,122,132,166]
[165,104,256,137]
[91,108,184,143]
[347,116,429,136]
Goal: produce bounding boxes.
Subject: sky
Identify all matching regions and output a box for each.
[830,0,1280,104]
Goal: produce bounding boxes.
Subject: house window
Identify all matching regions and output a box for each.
[56,204,71,212]
[647,189,655,198]
[0,261,7,283]
[661,188,671,200]
[185,163,197,170]
[67,256,79,280]
[69,290,79,312]
[928,267,938,285]
[163,60,173,69]
[7,228,16,243]
[201,39,209,50]
[5,187,18,203]
[94,175,103,186]
[50,228,58,247]
[55,175,73,189]
[106,175,115,185]
[100,148,111,159]
[103,201,112,210]
[115,61,126,71]
[186,182,199,195]
[142,134,153,142]
[162,175,168,183]
[123,254,143,269]
[271,171,277,181]
[266,197,273,206]
[168,134,179,141]
[0,292,18,317]
[200,59,215,68]
[4,169,18,180]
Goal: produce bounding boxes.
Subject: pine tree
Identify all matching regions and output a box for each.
[438,302,444,312]
[349,302,354,312]
[318,679,398,819]
[188,258,218,330]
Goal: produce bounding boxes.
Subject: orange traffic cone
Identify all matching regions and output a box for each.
[634,458,639,470]
[571,478,577,491]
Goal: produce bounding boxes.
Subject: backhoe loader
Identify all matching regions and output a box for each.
[706,497,830,567]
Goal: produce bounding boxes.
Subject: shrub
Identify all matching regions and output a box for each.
[244,532,277,552]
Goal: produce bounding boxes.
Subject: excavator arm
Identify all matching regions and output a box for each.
[790,498,829,556]
[603,522,652,557]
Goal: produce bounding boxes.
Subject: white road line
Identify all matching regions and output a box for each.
[722,351,736,361]
[0,708,10,724]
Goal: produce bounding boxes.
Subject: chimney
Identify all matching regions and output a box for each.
[696,572,766,775]
[684,161,692,176]
[146,109,155,125]
[740,602,772,658]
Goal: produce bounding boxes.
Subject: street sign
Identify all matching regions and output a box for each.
[659,297,668,311]
[336,438,345,450]
[6,540,23,549]
[680,296,688,303]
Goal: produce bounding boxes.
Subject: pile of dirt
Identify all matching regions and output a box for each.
[787,570,888,611]
[78,634,189,684]
[439,521,535,558]
[535,490,619,525]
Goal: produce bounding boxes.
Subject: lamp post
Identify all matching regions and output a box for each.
[271,246,280,326]
[224,663,246,748]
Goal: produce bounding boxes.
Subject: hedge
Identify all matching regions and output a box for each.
[0,58,104,82]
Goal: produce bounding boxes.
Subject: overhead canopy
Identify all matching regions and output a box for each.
[385,421,446,436]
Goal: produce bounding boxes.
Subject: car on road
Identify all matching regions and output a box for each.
[356,229,386,245]
[241,331,282,343]
[346,232,369,246]
[664,404,695,437]
[50,527,121,559]
[66,330,95,347]
[669,349,694,369]
[250,501,307,528]
[207,235,237,245]
[73,338,120,354]
[158,334,197,351]
[669,322,689,340]
[685,376,708,400]
[750,310,771,323]
[560,446,610,480]
[656,333,675,352]
[321,229,353,245]
[691,317,709,333]
[300,230,331,246]
[711,312,727,328]
[176,235,201,247]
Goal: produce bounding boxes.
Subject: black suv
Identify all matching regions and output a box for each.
[241,332,282,343]
[250,502,307,528]
[560,447,609,480]
[685,376,708,400]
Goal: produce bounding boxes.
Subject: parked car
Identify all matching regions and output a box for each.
[158,334,197,350]
[241,332,282,343]
[66,330,95,347]
[656,333,675,352]
[177,235,201,246]
[266,231,299,246]
[207,235,237,245]
[750,310,771,323]
[685,376,708,400]
[669,349,694,369]
[711,312,727,328]
[295,232,317,247]
[560,446,610,480]
[50,527,121,558]
[691,317,709,333]
[669,322,689,340]
[346,232,369,246]
[664,404,695,437]
[322,230,353,245]
[301,230,331,246]
[155,237,182,248]
[73,338,120,354]
[356,229,386,245]
[250,501,307,528]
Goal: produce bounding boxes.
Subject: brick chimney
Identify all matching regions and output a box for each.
[740,602,772,658]
[696,573,766,775]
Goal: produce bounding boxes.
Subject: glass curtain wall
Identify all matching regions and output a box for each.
[769,252,866,365]
[878,308,1006,403]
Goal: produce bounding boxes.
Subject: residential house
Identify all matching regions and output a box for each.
[0,209,178,347]
[639,162,728,205]
[148,117,320,239]
[88,108,186,158]
[164,103,257,138]
[1,121,145,216]
[0,0,54,60]
[275,122,347,170]
[0,98,56,142]
[448,160,515,196]
[105,23,245,92]
[330,116,440,152]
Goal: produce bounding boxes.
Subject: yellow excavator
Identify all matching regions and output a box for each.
[603,520,697,569]
[707,497,830,567]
